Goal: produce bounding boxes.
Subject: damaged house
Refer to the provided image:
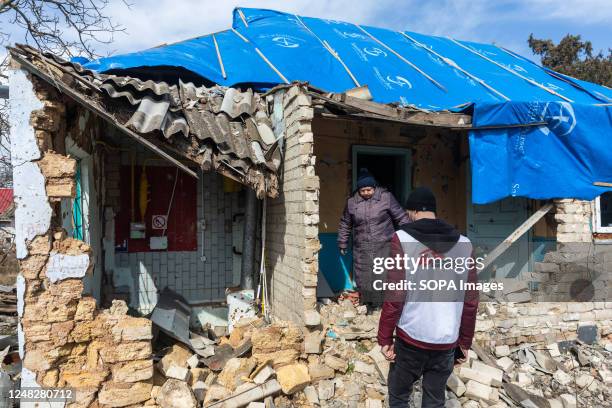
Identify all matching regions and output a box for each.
[6,7,612,407]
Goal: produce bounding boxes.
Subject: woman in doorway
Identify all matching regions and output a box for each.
[337,168,409,305]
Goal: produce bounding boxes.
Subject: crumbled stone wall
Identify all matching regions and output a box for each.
[266,85,319,324]
[475,302,612,347]
[11,70,154,407]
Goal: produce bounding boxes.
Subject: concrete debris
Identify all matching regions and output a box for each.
[17,290,610,408]
[166,365,191,382]
[157,378,198,408]
[304,385,320,404]
[304,330,322,354]
[276,363,311,394]
[192,380,207,402]
[317,379,335,400]
[446,373,466,397]
[187,354,200,369]
[494,345,510,357]
[252,364,275,385]
[284,302,612,408]
[560,393,577,408]
[553,369,573,386]
[158,344,192,375]
[324,354,348,373]
[304,309,322,327]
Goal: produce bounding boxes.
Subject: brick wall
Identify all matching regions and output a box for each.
[266,86,319,324]
[475,302,612,347]
[553,199,592,243]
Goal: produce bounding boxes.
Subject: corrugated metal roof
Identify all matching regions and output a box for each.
[11,45,279,198]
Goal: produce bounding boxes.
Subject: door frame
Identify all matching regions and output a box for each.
[465,161,534,276]
[351,145,412,204]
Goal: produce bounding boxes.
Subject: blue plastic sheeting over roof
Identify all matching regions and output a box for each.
[82,7,612,204]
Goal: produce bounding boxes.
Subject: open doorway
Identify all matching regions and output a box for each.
[352,145,411,205]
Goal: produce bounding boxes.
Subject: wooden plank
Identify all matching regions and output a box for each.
[325,93,472,128]
[11,51,199,179]
[480,203,554,272]
[331,93,399,117]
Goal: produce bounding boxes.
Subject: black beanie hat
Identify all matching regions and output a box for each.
[406,187,436,212]
[356,168,377,189]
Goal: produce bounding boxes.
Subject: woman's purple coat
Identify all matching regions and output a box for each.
[337,187,409,288]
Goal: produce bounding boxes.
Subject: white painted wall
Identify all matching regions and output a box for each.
[8,70,51,260]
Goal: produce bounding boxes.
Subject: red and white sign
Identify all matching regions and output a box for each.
[151,215,168,230]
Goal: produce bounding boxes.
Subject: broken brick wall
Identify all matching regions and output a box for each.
[10,68,155,407]
[474,302,612,347]
[266,85,319,324]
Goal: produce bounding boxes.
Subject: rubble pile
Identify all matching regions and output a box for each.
[473,299,612,347]
[145,298,612,407]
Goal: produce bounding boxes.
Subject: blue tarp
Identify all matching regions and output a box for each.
[82,7,612,204]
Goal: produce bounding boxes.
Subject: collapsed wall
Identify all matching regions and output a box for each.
[475,199,612,346]
[10,69,154,407]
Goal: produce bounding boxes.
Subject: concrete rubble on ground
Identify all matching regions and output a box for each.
[139,298,611,408]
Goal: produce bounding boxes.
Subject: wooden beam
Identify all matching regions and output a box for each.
[332,93,400,117]
[326,93,472,127]
[480,203,554,273]
[11,50,198,179]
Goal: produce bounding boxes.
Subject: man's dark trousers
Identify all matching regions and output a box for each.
[388,338,455,408]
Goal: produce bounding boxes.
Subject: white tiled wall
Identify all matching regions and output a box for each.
[114,171,243,307]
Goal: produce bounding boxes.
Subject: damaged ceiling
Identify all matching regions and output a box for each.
[9,45,280,198]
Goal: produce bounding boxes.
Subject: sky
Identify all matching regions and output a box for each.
[2,0,611,63]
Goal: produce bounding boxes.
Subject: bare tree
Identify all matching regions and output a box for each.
[0,0,127,58]
[0,0,127,187]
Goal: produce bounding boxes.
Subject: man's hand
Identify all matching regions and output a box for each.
[381,343,396,362]
[339,248,347,256]
[454,346,469,366]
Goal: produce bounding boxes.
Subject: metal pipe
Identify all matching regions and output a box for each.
[240,189,258,290]
[0,85,8,99]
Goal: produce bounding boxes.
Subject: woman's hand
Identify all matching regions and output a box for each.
[339,248,347,256]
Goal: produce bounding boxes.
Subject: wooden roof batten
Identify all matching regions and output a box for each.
[309,89,473,129]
